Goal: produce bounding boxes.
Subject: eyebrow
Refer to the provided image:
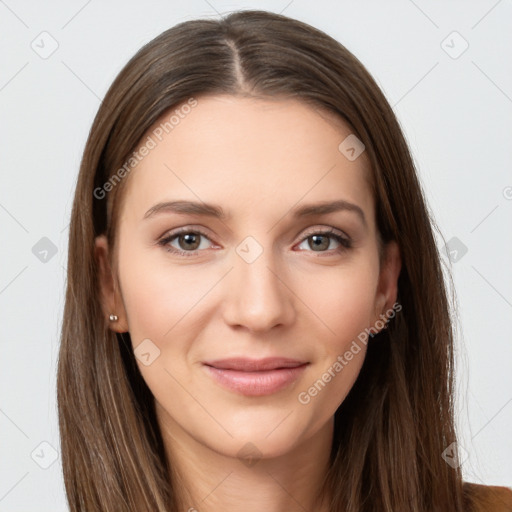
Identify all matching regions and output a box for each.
[143,199,367,227]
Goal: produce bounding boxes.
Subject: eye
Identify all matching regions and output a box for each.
[158,228,214,257]
[157,226,352,258]
[295,227,352,255]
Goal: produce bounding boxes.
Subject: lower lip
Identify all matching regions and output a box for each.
[203,364,308,396]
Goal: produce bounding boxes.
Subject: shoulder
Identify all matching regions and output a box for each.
[463,481,512,511]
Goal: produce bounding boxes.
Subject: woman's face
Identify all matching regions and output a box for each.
[96,95,400,461]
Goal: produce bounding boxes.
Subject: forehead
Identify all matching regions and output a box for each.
[121,95,374,226]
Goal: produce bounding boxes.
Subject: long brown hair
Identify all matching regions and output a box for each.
[58,9,469,511]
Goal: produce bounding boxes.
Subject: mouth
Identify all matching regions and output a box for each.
[202,357,309,396]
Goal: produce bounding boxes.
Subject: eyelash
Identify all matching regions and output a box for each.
[157,227,352,258]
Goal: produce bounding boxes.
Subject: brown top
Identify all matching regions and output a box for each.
[464,482,512,511]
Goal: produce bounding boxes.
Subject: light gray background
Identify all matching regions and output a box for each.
[1,0,511,510]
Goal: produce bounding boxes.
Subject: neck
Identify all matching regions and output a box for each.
[157,405,334,512]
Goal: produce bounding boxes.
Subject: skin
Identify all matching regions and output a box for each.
[95,95,401,511]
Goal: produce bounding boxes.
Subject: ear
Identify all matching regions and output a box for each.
[94,235,129,333]
[372,240,402,331]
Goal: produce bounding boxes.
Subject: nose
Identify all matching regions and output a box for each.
[221,246,296,333]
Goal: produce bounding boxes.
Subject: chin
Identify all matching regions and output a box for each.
[209,432,301,463]
[202,410,316,461]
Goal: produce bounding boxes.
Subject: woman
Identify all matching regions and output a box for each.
[57,9,512,511]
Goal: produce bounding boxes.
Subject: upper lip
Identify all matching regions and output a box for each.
[203,357,308,371]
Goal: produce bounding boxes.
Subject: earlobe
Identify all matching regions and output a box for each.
[94,235,129,333]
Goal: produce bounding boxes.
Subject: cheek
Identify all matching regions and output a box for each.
[117,252,209,403]
[294,257,378,407]
[299,257,380,349]
[118,246,211,342]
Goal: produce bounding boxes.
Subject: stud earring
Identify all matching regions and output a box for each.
[109,314,118,322]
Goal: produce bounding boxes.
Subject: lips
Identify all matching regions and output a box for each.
[202,357,309,396]
[203,357,307,371]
